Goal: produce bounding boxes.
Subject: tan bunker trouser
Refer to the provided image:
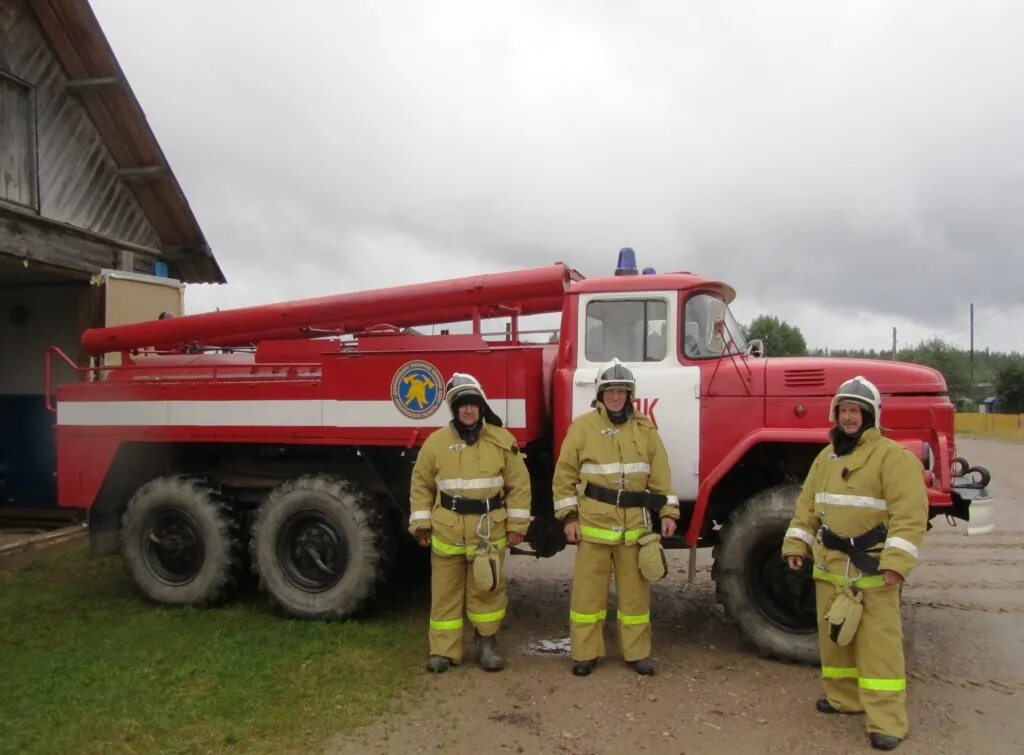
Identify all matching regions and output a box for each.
[569,540,651,662]
[429,546,507,663]
[816,578,908,738]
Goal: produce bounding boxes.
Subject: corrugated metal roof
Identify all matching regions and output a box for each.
[20,0,225,284]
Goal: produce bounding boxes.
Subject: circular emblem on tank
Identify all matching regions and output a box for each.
[391,361,444,419]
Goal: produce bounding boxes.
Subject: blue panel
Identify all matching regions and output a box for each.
[0,396,57,508]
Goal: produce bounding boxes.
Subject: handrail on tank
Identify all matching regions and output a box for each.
[44,346,321,413]
[45,347,88,412]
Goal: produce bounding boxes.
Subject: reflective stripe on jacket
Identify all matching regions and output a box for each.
[552,404,679,546]
[782,427,928,581]
[408,423,532,553]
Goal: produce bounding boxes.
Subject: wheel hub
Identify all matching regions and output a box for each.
[142,508,205,585]
[277,510,349,592]
[746,536,817,632]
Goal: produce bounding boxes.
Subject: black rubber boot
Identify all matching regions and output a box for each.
[476,633,505,672]
[630,658,656,676]
[816,698,863,715]
[816,698,840,714]
[425,655,452,673]
[869,733,902,751]
[572,659,597,677]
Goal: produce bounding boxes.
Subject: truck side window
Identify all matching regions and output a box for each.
[585,299,667,363]
[683,293,748,358]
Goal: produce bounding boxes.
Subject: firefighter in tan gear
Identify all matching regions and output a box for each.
[783,376,927,751]
[553,359,680,677]
[409,373,532,673]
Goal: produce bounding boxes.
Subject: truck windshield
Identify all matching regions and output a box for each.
[682,293,748,358]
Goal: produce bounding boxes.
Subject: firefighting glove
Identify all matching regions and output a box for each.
[825,587,863,646]
[637,532,668,582]
[472,541,501,592]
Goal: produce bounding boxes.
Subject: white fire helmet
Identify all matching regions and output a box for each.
[829,375,882,426]
[595,358,637,402]
[445,373,503,426]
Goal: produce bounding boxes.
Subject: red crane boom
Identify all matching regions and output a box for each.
[82,263,579,354]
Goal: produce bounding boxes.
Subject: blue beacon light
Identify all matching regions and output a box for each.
[615,247,639,276]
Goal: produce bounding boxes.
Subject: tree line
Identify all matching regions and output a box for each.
[745,315,1024,412]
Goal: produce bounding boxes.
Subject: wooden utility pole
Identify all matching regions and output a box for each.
[970,302,975,385]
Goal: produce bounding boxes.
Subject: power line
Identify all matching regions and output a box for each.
[943,293,1024,339]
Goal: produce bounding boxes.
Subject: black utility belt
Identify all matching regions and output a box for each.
[584,482,667,510]
[819,523,887,575]
[439,492,504,515]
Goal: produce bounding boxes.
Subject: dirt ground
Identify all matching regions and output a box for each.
[327,437,1023,755]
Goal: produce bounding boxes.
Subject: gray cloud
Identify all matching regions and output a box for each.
[92,0,1024,350]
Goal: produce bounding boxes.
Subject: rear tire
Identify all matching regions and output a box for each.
[713,483,818,664]
[251,475,390,620]
[121,475,242,606]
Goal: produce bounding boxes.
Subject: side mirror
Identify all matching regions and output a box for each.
[745,339,765,358]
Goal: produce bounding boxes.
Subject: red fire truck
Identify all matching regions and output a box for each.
[47,254,992,662]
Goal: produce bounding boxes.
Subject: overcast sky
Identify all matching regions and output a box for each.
[90,0,1024,353]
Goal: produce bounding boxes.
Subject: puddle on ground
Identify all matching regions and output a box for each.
[525,637,571,655]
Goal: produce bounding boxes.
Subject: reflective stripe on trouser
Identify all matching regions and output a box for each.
[569,539,651,662]
[579,524,645,544]
[429,549,507,662]
[815,580,908,737]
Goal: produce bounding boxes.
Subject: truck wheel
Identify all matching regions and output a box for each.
[121,475,242,606]
[713,483,819,664]
[250,475,389,620]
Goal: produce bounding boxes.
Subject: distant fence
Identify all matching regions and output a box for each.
[955,413,1024,441]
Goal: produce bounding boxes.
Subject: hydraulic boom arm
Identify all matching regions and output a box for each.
[82,263,578,354]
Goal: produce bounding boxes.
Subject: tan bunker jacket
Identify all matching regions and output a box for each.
[409,423,531,555]
[553,405,679,543]
[783,427,928,587]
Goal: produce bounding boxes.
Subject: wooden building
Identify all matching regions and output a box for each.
[0,0,225,508]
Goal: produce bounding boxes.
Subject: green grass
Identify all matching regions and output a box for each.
[0,548,428,754]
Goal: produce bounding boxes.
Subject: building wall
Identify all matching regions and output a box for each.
[0,282,85,507]
[0,283,82,394]
[0,0,162,251]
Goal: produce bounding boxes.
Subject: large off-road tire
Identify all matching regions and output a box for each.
[250,475,390,620]
[121,475,242,606]
[713,483,819,664]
